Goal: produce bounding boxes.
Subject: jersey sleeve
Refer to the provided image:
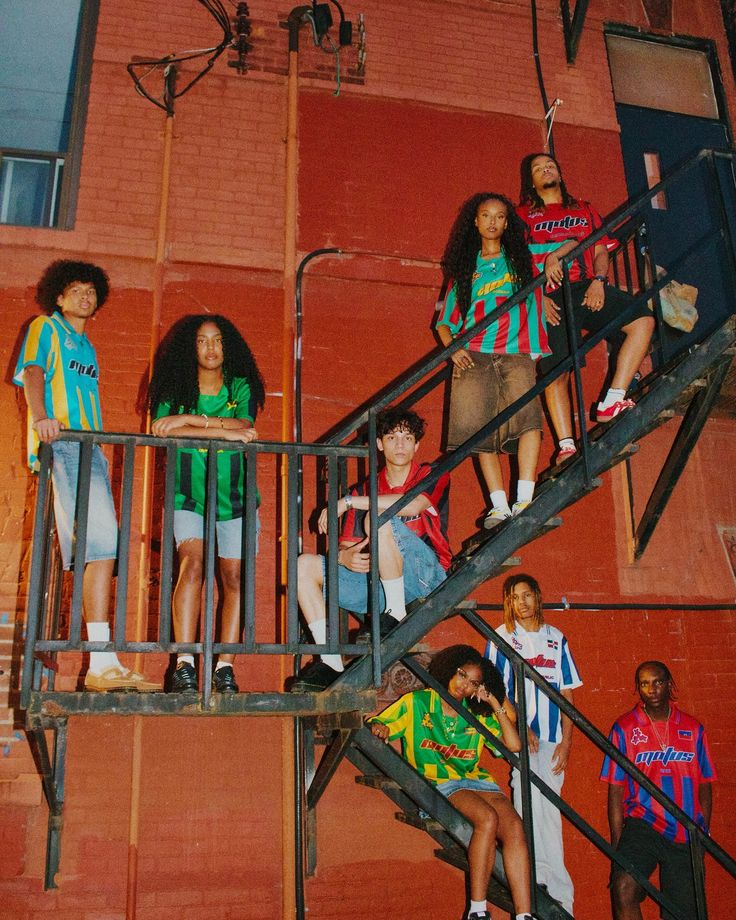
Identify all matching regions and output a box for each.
[600,721,627,785]
[368,693,412,741]
[412,464,449,516]
[695,725,718,782]
[230,377,256,422]
[559,637,583,690]
[338,483,366,546]
[587,204,617,253]
[484,635,516,702]
[476,712,503,758]
[152,399,173,421]
[435,283,462,335]
[13,317,54,385]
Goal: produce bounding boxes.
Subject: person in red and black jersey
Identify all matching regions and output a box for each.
[601,661,717,920]
[291,407,450,692]
[518,153,654,463]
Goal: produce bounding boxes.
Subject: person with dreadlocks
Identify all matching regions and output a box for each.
[369,645,535,920]
[601,661,717,920]
[148,315,265,693]
[485,573,582,916]
[518,153,654,464]
[436,192,555,529]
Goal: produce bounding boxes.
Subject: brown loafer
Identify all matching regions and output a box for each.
[84,666,161,692]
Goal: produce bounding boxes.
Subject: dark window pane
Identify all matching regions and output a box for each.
[0,156,62,226]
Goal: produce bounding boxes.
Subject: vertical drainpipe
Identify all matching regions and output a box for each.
[127,80,176,920]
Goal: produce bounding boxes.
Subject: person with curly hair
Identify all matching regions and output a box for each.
[148,314,265,693]
[14,260,158,691]
[518,153,654,463]
[437,193,554,530]
[369,645,534,920]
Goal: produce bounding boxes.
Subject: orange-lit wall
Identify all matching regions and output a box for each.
[1,1,735,917]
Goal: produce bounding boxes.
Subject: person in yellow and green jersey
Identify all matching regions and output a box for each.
[148,315,265,694]
[369,645,536,920]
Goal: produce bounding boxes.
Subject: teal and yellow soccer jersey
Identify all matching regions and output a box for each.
[13,312,103,471]
[369,688,502,785]
[154,377,257,521]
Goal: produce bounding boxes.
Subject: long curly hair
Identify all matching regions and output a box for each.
[36,260,110,314]
[441,193,533,319]
[519,152,578,210]
[429,644,506,718]
[148,314,265,416]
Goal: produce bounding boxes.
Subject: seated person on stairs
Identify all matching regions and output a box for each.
[369,645,536,920]
[290,407,451,692]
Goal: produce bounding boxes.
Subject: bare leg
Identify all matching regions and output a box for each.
[218,557,242,664]
[477,452,504,494]
[516,429,541,483]
[82,558,115,623]
[544,374,574,443]
[610,315,654,392]
[493,793,532,915]
[296,553,326,628]
[611,871,645,920]
[172,539,204,644]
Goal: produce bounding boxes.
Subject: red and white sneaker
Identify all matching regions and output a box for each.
[554,444,578,465]
[596,398,635,423]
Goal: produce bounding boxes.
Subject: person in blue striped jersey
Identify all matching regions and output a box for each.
[485,573,582,916]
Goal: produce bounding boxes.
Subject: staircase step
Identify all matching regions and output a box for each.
[355,773,399,791]
[395,809,444,832]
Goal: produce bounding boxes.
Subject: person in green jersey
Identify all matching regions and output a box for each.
[436,193,553,532]
[148,315,265,693]
[370,645,534,920]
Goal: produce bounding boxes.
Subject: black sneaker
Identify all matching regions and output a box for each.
[466,913,491,920]
[355,610,401,644]
[169,662,197,692]
[289,659,342,692]
[213,665,239,693]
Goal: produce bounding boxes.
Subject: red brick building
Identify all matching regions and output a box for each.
[1,1,735,917]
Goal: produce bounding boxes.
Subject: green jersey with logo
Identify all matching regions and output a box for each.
[154,377,257,520]
[369,688,502,785]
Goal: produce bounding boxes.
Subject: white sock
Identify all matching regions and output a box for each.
[516,479,535,504]
[515,914,532,920]
[215,660,231,671]
[381,576,406,621]
[309,618,344,673]
[559,437,575,451]
[490,490,511,513]
[599,386,626,409]
[177,654,195,668]
[86,622,121,674]
[468,901,487,917]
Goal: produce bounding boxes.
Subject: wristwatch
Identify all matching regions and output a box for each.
[593,274,607,283]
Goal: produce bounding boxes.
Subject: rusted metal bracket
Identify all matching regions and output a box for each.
[560,0,590,63]
[27,724,68,890]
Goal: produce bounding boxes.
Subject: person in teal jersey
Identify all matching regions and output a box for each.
[369,645,534,920]
[14,260,158,692]
[437,193,554,532]
[148,315,265,693]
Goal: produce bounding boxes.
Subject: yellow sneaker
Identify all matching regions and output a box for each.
[84,666,161,692]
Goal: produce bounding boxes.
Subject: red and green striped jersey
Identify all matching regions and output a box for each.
[154,377,257,521]
[436,247,551,356]
[369,688,502,786]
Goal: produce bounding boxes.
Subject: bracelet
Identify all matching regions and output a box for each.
[343,494,353,510]
[201,413,209,429]
[495,707,507,717]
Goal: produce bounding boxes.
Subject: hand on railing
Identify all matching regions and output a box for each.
[33,418,63,442]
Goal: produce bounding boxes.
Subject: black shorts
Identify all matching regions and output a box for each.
[611,818,698,920]
[537,280,652,376]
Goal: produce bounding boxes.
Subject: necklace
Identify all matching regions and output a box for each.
[644,707,671,751]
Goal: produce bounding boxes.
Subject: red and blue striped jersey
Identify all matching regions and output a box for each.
[600,703,717,843]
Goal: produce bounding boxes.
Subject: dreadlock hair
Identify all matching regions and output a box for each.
[635,661,678,700]
[428,644,506,718]
[519,152,579,210]
[148,314,266,417]
[441,193,533,319]
[36,260,110,314]
[376,406,426,442]
[502,573,544,633]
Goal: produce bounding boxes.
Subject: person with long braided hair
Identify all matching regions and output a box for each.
[148,314,265,693]
[436,193,553,530]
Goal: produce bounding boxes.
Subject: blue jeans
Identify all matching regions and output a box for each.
[174,509,260,559]
[325,518,445,613]
[51,441,118,570]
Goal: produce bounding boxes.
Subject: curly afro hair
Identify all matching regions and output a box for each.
[428,644,506,718]
[35,260,110,314]
[376,406,426,442]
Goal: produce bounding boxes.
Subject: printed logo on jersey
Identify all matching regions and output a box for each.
[477,278,510,298]
[421,713,433,731]
[64,335,77,351]
[635,746,695,767]
[226,401,238,411]
[527,654,555,669]
[420,738,475,761]
[678,729,692,739]
[68,360,98,379]
[546,639,559,651]
[533,215,588,234]
[630,727,648,746]
[511,636,524,651]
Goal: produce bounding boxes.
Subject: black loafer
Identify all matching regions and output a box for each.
[169,662,197,692]
[290,660,342,692]
[355,610,401,644]
[213,665,239,693]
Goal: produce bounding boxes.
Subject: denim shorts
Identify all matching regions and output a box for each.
[437,778,503,798]
[174,509,260,559]
[51,440,118,570]
[326,517,445,613]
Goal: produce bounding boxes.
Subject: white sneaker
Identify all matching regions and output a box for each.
[511,500,530,516]
[483,507,511,530]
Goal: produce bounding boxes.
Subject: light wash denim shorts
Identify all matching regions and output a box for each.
[437,778,503,798]
[51,440,118,570]
[174,509,260,559]
[325,517,445,613]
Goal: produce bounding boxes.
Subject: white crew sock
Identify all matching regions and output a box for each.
[516,479,535,504]
[381,576,406,621]
[309,617,344,672]
[215,660,232,671]
[559,436,575,451]
[599,386,626,410]
[86,622,122,674]
[468,900,487,917]
[516,914,533,920]
[177,654,195,668]
[490,490,511,514]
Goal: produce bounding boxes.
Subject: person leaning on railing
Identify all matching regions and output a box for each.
[147,314,265,694]
[517,152,654,465]
[13,259,159,692]
[369,645,536,920]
